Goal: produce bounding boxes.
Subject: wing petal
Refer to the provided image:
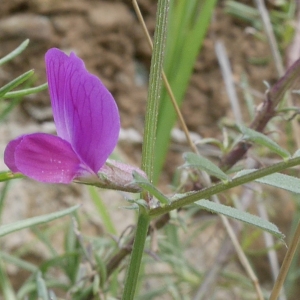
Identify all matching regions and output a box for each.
[4,135,24,173]
[6,133,90,183]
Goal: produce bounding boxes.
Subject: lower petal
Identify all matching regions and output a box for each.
[4,136,24,173]
[11,133,88,183]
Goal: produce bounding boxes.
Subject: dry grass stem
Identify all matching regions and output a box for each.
[215,40,243,124]
[269,220,300,300]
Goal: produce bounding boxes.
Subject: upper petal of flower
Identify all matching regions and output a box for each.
[45,48,120,173]
[5,133,93,183]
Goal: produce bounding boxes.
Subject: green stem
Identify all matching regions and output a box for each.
[149,156,300,218]
[122,208,150,300]
[122,1,169,299]
[141,0,169,181]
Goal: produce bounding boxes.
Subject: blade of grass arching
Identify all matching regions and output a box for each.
[88,186,117,235]
[2,83,48,99]
[0,39,29,66]
[0,204,80,237]
[154,0,217,183]
[0,70,34,98]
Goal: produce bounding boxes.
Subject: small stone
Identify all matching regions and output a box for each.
[0,14,53,41]
[88,2,133,31]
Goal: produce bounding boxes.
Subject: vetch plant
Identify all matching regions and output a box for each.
[4,48,120,184]
[2,2,300,300]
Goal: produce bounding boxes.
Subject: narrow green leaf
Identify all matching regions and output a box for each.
[37,272,50,300]
[0,171,24,182]
[235,169,300,194]
[195,199,284,239]
[0,204,81,237]
[238,124,290,159]
[154,0,218,183]
[133,171,170,205]
[0,70,34,98]
[182,152,229,182]
[0,39,29,66]
[2,83,48,99]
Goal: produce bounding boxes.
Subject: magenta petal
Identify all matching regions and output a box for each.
[45,48,120,173]
[11,133,88,183]
[4,136,24,173]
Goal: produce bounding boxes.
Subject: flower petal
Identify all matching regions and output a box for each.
[45,48,120,173]
[8,133,91,183]
[4,136,24,173]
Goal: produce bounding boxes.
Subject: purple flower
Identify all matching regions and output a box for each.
[4,48,120,184]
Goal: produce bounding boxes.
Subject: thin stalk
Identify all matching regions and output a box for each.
[254,0,284,77]
[269,220,300,300]
[122,1,169,299]
[149,155,300,218]
[220,213,264,300]
[141,0,169,181]
[202,169,264,299]
[133,0,198,154]
[121,208,150,300]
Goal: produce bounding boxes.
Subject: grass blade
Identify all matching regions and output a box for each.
[0,39,29,66]
[0,204,81,237]
[154,0,218,183]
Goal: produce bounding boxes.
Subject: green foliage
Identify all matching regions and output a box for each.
[153,0,218,183]
[183,152,229,182]
[1,2,300,299]
[133,171,170,205]
[195,199,284,239]
[238,124,291,159]
[235,170,300,194]
[0,205,80,237]
[0,40,29,66]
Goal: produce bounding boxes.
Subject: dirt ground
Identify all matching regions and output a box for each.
[0,0,297,298]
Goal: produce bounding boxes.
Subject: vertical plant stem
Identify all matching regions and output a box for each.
[269,220,300,300]
[122,1,169,299]
[141,0,169,181]
[122,208,150,300]
[133,0,198,154]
